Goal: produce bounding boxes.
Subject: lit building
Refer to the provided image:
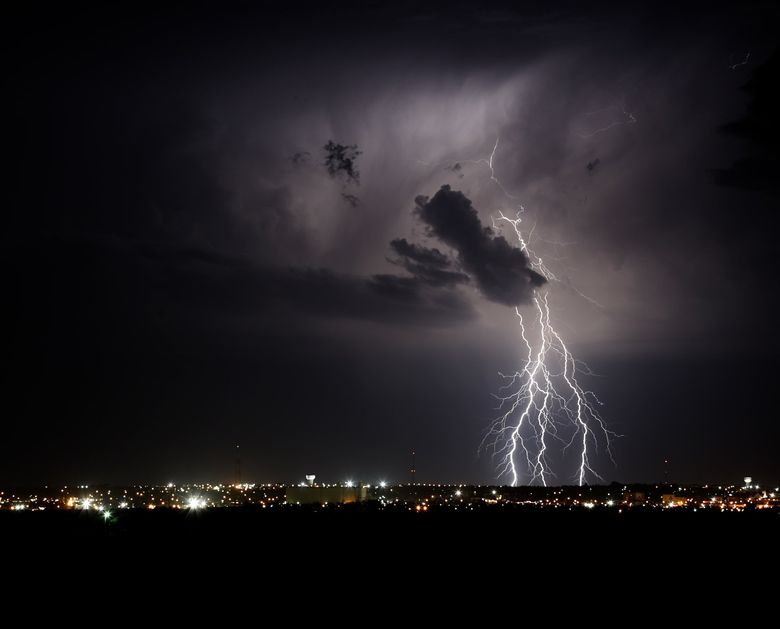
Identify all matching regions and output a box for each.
[286,484,369,505]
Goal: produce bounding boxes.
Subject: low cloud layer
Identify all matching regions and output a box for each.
[388,238,470,288]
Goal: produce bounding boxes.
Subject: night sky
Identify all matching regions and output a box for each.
[5,1,779,486]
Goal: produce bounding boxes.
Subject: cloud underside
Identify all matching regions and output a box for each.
[202,184,545,323]
[99,239,477,327]
[414,185,546,305]
[45,184,548,331]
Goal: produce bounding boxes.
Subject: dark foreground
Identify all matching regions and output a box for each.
[4,505,778,593]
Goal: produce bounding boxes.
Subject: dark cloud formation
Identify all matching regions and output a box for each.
[77,236,477,327]
[446,162,465,178]
[342,193,360,207]
[324,141,362,184]
[713,48,779,195]
[389,238,470,288]
[414,186,546,305]
[264,265,473,325]
[390,238,452,269]
[290,151,311,165]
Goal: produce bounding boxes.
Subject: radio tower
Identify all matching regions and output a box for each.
[235,444,242,485]
[410,449,416,485]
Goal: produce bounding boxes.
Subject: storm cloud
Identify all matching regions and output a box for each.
[413,186,546,305]
[323,141,362,184]
[77,236,478,327]
[388,238,470,288]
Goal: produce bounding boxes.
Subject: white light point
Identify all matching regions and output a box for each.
[187,497,206,510]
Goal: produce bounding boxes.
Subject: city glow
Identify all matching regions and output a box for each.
[1,480,777,514]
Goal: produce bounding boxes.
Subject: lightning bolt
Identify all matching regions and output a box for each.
[577,103,637,139]
[461,137,616,486]
[729,52,750,70]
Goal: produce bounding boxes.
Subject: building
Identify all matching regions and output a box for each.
[285,484,369,505]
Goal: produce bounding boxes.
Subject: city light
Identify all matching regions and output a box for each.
[2,479,777,514]
[187,497,206,510]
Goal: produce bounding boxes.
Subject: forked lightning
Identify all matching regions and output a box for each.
[469,139,616,485]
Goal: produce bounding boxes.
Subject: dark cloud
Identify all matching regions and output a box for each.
[446,162,465,178]
[713,48,780,195]
[390,238,451,269]
[413,186,546,305]
[341,193,360,207]
[388,238,470,288]
[324,141,362,184]
[129,239,477,327]
[266,266,474,325]
[290,151,311,165]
